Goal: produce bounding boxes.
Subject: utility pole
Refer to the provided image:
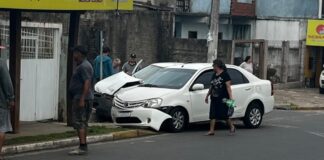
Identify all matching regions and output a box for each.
[99,31,104,80]
[207,0,220,62]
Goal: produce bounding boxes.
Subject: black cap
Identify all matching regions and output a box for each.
[73,45,88,56]
[130,54,136,58]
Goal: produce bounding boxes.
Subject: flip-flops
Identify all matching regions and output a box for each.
[205,132,215,136]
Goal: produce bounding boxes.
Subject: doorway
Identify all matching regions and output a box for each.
[0,21,62,121]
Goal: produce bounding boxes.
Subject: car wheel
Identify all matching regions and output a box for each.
[96,111,107,122]
[168,108,187,132]
[243,102,263,129]
[319,88,324,94]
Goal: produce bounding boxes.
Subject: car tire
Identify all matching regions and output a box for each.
[168,108,187,132]
[96,111,108,122]
[319,88,324,94]
[243,102,263,129]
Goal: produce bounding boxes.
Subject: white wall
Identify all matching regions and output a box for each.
[181,22,209,39]
[256,20,300,41]
[219,24,233,40]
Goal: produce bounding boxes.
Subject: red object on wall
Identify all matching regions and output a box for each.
[316,25,324,35]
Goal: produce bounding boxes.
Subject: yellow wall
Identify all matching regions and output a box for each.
[0,0,133,10]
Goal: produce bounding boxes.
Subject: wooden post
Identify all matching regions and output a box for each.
[259,41,268,80]
[263,40,268,79]
[66,12,80,126]
[9,10,22,133]
[230,41,236,64]
[300,41,306,86]
[282,41,289,83]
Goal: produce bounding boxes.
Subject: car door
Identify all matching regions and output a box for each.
[189,70,214,122]
[227,68,252,116]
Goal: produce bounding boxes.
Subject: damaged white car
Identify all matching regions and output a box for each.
[95,63,274,132]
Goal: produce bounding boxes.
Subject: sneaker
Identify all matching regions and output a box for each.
[68,148,88,155]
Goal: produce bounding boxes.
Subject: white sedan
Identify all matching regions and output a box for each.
[320,66,324,94]
[96,63,274,132]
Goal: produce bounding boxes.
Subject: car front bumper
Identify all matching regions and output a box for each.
[111,106,172,131]
[320,78,324,88]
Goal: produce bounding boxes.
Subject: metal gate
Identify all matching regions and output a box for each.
[0,21,62,121]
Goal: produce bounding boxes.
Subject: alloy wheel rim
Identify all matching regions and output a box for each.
[249,108,261,126]
[172,111,185,129]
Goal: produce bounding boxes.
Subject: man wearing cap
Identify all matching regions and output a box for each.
[122,54,142,75]
[68,46,94,155]
[0,46,14,160]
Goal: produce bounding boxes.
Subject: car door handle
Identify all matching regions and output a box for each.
[245,88,252,91]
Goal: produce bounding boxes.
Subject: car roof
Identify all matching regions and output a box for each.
[151,62,185,68]
[165,63,238,70]
[163,63,260,82]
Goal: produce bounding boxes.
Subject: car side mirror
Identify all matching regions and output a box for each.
[192,84,205,91]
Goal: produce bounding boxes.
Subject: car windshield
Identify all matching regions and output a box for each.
[140,68,197,89]
[133,65,163,80]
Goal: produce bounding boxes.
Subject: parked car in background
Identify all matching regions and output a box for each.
[106,63,274,132]
[94,62,184,121]
[319,65,324,94]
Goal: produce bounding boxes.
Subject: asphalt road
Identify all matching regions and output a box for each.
[8,110,324,160]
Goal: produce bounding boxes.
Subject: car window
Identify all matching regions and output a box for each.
[141,68,197,89]
[133,65,162,80]
[192,70,214,89]
[227,68,249,85]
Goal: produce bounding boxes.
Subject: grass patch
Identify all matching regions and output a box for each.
[5,126,127,146]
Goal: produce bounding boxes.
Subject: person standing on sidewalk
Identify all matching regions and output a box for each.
[0,57,15,160]
[205,59,236,136]
[239,56,253,74]
[93,46,114,82]
[68,46,94,155]
[112,58,121,74]
[122,53,142,75]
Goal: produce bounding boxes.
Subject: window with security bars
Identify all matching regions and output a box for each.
[176,0,190,12]
[0,25,55,60]
[37,28,55,59]
[0,25,9,60]
[22,27,37,59]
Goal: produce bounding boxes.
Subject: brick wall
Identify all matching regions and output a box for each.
[230,0,256,17]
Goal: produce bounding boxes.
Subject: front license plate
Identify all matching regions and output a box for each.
[117,112,131,117]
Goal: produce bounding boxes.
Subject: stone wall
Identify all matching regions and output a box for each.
[79,10,174,67]
[168,38,207,63]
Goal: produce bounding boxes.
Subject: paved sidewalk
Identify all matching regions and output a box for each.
[274,88,324,110]
[3,121,155,155]
[6,121,116,139]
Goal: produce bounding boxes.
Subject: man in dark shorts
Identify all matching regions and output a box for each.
[0,56,14,160]
[68,46,94,155]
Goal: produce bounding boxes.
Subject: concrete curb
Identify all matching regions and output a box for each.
[3,130,156,155]
[275,104,324,110]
